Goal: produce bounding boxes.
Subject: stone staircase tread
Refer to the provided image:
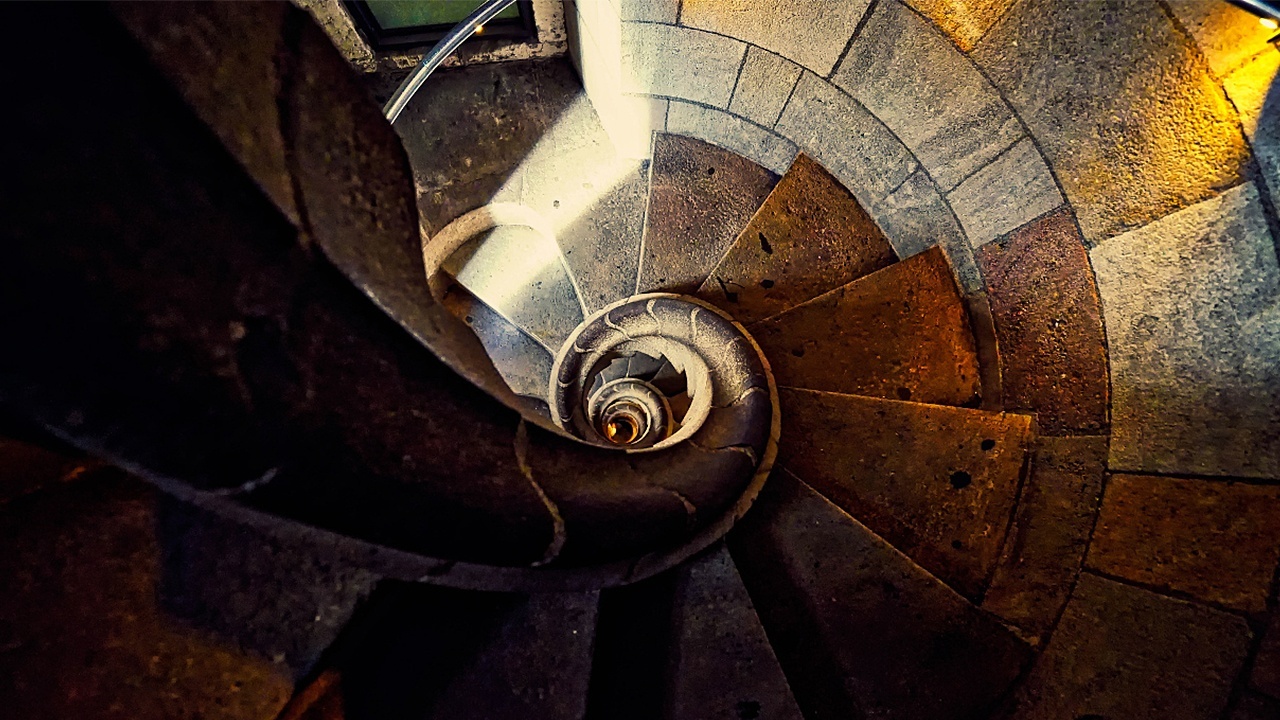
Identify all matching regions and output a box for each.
[696,152,898,325]
[776,387,1034,601]
[635,134,778,295]
[442,283,555,411]
[749,246,982,407]
[729,470,1031,720]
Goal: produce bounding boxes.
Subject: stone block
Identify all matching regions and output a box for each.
[1167,0,1277,78]
[833,0,1023,191]
[1090,183,1280,479]
[680,0,872,75]
[619,0,678,24]
[622,21,745,107]
[1253,612,1280,698]
[1009,573,1251,720]
[776,72,918,206]
[729,46,803,129]
[666,102,799,176]
[976,207,1108,434]
[1087,473,1280,613]
[947,139,1063,247]
[973,0,1250,242]
[904,0,1019,52]
[867,169,980,293]
[984,437,1107,642]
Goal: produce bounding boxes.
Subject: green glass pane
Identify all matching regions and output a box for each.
[365,0,520,30]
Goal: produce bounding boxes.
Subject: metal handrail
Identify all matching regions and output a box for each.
[1231,0,1280,22]
[382,0,520,124]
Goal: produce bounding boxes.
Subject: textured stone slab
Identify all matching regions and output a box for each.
[867,168,981,293]
[0,474,294,720]
[977,207,1108,434]
[619,0,678,23]
[1231,692,1280,720]
[729,46,803,129]
[441,284,554,405]
[1253,612,1280,698]
[1167,0,1277,79]
[622,21,744,107]
[1087,474,1280,612]
[555,159,650,312]
[983,436,1107,641]
[751,247,982,406]
[636,134,778,294]
[1009,573,1251,720]
[0,436,86,504]
[972,0,1249,242]
[1224,48,1280,222]
[113,1,297,223]
[665,101,799,176]
[904,0,1018,52]
[680,0,872,75]
[730,471,1031,720]
[696,153,897,324]
[776,72,918,206]
[834,0,1022,192]
[947,139,1063,247]
[1089,183,1280,478]
[667,544,804,720]
[444,224,585,352]
[778,388,1032,599]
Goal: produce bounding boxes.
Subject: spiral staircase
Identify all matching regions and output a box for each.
[3,1,1280,720]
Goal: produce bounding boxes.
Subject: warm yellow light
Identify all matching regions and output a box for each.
[475,24,484,34]
[1261,17,1278,30]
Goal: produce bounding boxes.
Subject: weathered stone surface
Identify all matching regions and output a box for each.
[904,0,1019,52]
[730,46,803,129]
[681,0,871,76]
[1224,48,1280,222]
[977,207,1108,434]
[834,0,1022,192]
[113,1,297,223]
[730,471,1031,720]
[666,102,799,175]
[778,388,1032,599]
[866,168,981,293]
[1167,0,1277,79]
[441,284,554,405]
[751,247,982,407]
[983,436,1107,641]
[1231,691,1280,720]
[973,0,1250,242]
[0,436,87,504]
[555,159,651,313]
[696,153,897,324]
[947,139,1063,247]
[444,224,584,352]
[1087,474,1280,612]
[622,21,745,107]
[667,544,804,720]
[619,0,678,24]
[1090,183,1280,478]
[1009,573,1252,720]
[637,134,778,294]
[0,473,294,720]
[776,72,918,206]
[1253,612,1280,698]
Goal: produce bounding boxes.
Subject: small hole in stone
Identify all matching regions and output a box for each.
[981,439,996,451]
[791,347,805,357]
[951,540,964,550]
[760,279,775,289]
[707,167,716,176]
[897,387,912,401]
[552,200,560,208]
[949,471,972,489]
[464,315,474,324]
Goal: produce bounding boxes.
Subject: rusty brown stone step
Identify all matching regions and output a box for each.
[729,470,1031,720]
[777,387,1033,601]
[749,246,982,407]
[695,152,898,325]
[635,134,778,295]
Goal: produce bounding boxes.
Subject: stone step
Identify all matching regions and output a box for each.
[442,223,585,352]
[282,584,599,720]
[696,152,898,325]
[749,246,982,407]
[441,282,553,417]
[636,134,778,295]
[729,470,1032,720]
[776,387,1034,601]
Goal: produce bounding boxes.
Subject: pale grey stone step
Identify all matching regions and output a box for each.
[666,544,804,720]
[441,283,554,415]
[679,0,872,77]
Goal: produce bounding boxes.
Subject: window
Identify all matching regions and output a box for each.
[344,0,535,51]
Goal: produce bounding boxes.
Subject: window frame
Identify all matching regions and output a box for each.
[342,0,537,52]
